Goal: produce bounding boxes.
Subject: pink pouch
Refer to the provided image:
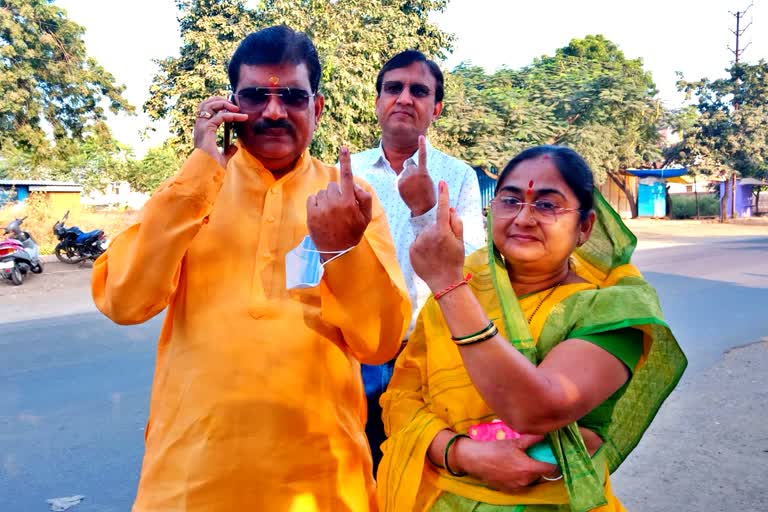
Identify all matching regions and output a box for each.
[467,419,521,441]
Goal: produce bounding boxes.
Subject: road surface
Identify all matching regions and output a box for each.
[1,228,766,511]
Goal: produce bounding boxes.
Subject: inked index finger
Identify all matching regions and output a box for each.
[437,180,450,227]
[338,146,355,198]
[417,135,427,173]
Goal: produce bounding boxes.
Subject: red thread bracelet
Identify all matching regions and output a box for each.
[434,273,472,300]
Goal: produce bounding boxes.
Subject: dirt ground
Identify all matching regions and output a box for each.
[0,260,96,322]
[625,216,768,240]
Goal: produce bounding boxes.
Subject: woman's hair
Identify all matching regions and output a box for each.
[495,145,594,221]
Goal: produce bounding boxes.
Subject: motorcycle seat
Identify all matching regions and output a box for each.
[76,230,103,243]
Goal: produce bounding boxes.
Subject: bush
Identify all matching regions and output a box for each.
[671,193,720,219]
[0,194,138,254]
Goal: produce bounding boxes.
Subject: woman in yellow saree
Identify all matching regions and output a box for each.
[377,146,687,512]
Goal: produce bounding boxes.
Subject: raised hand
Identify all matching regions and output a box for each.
[307,146,373,256]
[398,135,436,216]
[192,96,249,169]
[409,179,465,292]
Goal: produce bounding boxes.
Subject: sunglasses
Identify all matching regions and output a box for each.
[234,87,315,112]
[380,81,432,99]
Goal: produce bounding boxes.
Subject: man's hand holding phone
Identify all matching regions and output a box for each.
[193,95,247,169]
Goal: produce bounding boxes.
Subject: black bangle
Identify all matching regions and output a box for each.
[426,449,444,468]
[443,433,470,477]
[454,324,499,346]
[451,320,494,341]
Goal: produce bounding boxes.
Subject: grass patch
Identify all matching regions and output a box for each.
[0,194,137,254]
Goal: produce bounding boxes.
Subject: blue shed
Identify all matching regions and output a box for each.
[626,168,688,218]
[474,167,498,209]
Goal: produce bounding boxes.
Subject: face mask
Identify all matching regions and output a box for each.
[285,235,354,290]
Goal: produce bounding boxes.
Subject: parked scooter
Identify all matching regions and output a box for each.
[52,211,107,264]
[0,217,44,285]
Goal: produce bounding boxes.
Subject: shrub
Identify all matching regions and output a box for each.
[671,193,720,219]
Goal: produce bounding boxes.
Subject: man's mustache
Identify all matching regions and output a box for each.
[252,118,295,135]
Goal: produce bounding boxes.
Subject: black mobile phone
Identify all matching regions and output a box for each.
[224,121,232,149]
[224,93,236,149]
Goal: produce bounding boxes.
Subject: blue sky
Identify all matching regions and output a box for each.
[57,0,768,156]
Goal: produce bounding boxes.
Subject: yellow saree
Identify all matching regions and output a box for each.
[377,191,687,512]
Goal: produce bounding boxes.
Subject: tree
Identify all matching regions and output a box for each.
[0,0,133,156]
[144,0,255,154]
[432,65,557,173]
[522,35,663,217]
[144,0,453,162]
[434,35,663,217]
[117,143,182,194]
[676,61,768,182]
[0,121,131,191]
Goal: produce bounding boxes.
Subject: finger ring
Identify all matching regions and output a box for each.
[196,110,213,119]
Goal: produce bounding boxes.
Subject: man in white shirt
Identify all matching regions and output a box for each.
[350,50,485,473]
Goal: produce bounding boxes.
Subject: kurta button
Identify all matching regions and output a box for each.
[263,252,272,259]
[266,216,275,223]
[271,188,280,195]
[202,216,210,224]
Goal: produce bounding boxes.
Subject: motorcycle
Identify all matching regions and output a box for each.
[1,217,44,285]
[52,210,108,264]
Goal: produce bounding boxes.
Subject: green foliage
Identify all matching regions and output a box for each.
[144,0,453,162]
[521,35,663,183]
[432,65,556,172]
[675,61,768,181]
[117,143,183,193]
[670,193,719,219]
[433,35,663,187]
[0,0,133,157]
[0,121,129,190]
[144,0,255,152]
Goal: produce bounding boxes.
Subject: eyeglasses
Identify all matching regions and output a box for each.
[381,81,432,99]
[234,87,315,112]
[490,196,581,224]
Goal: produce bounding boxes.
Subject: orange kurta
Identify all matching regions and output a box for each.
[92,146,411,512]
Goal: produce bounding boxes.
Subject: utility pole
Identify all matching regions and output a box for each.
[723,4,753,221]
[729,4,753,65]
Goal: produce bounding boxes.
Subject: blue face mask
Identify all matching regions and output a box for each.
[285,235,354,290]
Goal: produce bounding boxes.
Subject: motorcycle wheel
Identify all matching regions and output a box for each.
[55,243,85,264]
[31,260,44,274]
[10,266,23,286]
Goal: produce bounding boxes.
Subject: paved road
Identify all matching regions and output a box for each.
[0,234,766,511]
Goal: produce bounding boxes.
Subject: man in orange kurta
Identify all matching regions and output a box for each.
[92,26,410,512]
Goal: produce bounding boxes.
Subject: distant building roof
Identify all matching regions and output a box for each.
[740,177,768,186]
[0,179,80,187]
[626,168,688,179]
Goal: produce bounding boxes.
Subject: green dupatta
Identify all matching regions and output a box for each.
[481,189,687,512]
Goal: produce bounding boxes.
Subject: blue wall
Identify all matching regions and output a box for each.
[475,168,498,209]
[0,185,29,206]
[637,180,666,217]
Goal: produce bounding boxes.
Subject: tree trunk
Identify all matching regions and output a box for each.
[730,173,737,219]
[607,170,638,218]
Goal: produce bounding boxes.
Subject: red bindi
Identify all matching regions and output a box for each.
[526,180,534,199]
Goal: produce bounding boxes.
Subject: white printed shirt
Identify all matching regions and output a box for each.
[350,140,485,338]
